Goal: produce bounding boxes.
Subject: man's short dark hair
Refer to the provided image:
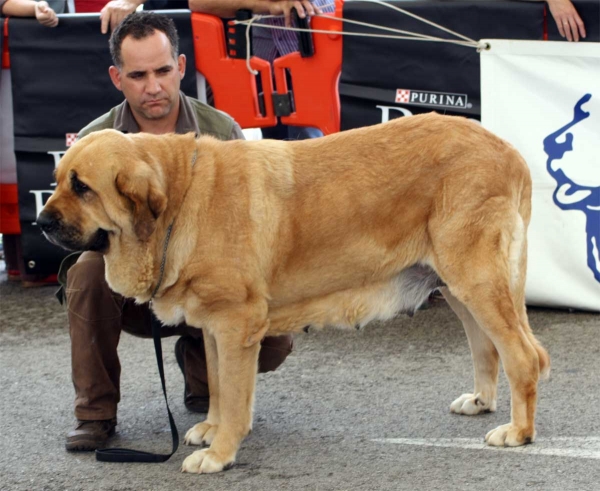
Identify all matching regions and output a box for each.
[109,12,180,68]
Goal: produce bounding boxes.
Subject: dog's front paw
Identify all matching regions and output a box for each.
[485,423,535,447]
[181,449,233,474]
[184,422,218,446]
[450,393,496,415]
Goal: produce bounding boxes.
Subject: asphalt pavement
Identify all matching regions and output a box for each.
[1,269,599,491]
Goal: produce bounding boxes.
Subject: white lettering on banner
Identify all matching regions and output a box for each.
[396,89,469,109]
[28,150,66,225]
[47,150,66,168]
[376,105,413,123]
[30,190,55,225]
[47,151,66,186]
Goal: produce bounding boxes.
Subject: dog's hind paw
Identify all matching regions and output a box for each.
[181,449,232,474]
[184,422,218,446]
[450,393,496,415]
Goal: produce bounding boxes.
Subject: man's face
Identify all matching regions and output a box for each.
[109,31,186,122]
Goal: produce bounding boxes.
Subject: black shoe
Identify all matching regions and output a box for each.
[65,418,117,452]
[175,336,210,413]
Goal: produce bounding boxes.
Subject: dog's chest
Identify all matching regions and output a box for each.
[152,302,187,327]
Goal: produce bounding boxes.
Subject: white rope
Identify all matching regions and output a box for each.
[324,15,440,42]
[244,15,261,75]
[233,0,484,76]
[345,0,478,44]
[238,21,478,47]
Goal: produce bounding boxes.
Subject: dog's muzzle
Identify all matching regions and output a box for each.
[37,209,61,235]
[37,209,110,253]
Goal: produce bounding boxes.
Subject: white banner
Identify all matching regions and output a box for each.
[481,40,600,312]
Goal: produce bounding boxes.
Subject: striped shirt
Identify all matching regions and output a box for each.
[252,0,335,62]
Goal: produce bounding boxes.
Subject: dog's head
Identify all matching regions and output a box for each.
[38,129,168,253]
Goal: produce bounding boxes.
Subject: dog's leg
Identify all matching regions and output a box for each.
[181,322,261,474]
[469,294,539,447]
[432,201,545,447]
[441,272,540,446]
[184,330,220,447]
[441,287,498,415]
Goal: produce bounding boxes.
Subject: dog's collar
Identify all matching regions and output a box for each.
[150,149,198,299]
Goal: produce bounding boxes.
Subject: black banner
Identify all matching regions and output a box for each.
[340,0,544,130]
[9,12,197,275]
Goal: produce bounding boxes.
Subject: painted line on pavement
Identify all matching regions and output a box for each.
[372,437,600,460]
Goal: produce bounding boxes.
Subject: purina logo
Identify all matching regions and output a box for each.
[66,133,78,147]
[395,89,469,109]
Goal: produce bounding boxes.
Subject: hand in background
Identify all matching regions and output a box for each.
[547,0,586,41]
[267,0,322,27]
[34,1,58,27]
[100,0,143,34]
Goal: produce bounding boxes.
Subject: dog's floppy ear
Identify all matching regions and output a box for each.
[116,169,167,241]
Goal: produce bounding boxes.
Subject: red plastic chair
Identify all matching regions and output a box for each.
[191,0,343,133]
[191,13,277,129]
[274,0,343,135]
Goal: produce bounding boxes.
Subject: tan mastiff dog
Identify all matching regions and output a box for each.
[39,113,550,474]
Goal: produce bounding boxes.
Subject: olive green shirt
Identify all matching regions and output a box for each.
[78,91,244,141]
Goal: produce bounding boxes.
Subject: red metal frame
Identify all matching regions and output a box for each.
[2,19,9,68]
[0,184,20,235]
[1,20,19,235]
[274,0,343,135]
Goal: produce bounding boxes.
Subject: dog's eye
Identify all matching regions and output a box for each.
[72,176,90,195]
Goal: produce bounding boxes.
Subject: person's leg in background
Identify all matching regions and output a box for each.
[261,122,323,141]
[260,121,290,140]
[64,251,174,451]
[175,332,294,413]
[65,251,125,451]
[286,125,323,140]
[1,234,20,280]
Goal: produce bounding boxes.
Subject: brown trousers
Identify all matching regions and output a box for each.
[66,251,293,421]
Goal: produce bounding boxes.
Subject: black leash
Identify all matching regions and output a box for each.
[95,149,198,463]
[95,313,179,463]
[96,223,178,463]
[96,225,178,463]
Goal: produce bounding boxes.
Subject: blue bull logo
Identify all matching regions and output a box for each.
[543,93,599,283]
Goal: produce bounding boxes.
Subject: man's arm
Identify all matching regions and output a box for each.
[0,0,58,26]
[97,0,321,34]
[100,0,144,34]
[189,0,322,27]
